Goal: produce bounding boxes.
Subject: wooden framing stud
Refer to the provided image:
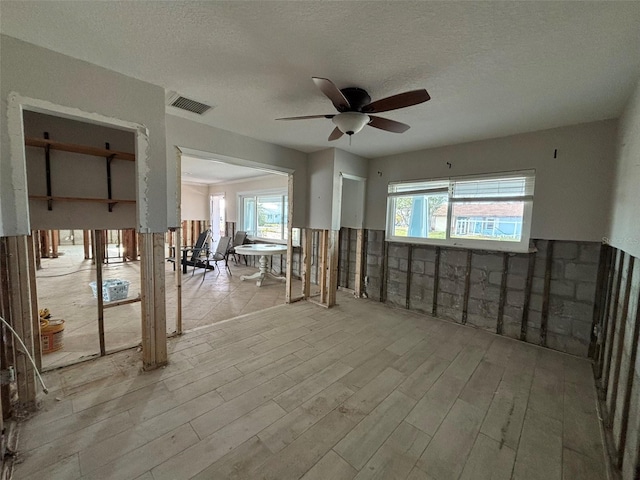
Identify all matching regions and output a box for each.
[520,247,536,341]
[301,228,312,299]
[461,250,472,324]
[497,252,509,335]
[540,240,555,347]
[603,251,625,392]
[432,247,441,316]
[354,229,365,298]
[327,230,339,307]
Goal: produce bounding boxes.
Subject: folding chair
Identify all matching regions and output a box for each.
[228,231,248,265]
[203,236,232,279]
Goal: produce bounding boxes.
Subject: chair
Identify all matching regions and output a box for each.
[228,231,248,265]
[180,230,211,275]
[203,236,232,279]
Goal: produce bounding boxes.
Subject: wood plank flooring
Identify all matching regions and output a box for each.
[14,292,607,480]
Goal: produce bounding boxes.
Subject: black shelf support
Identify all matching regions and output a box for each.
[44,132,53,211]
[105,142,116,212]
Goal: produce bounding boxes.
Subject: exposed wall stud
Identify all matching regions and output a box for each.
[607,256,634,428]
[497,253,509,335]
[94,230,106,356]
[540,240,555,347]
[26,235,41,371]
[345,228,352,288]
[520,247,536,341]
[461,250,472,324]
[432,247,441,316]
[327,230,339,307]
[590,245,611,359]
[301,228,312,299]
[617,280,640,469]
[285,174,294,303]
[354,229,365,298]
[319,230,328,304]
[380,232,386,302]
[603,251,625,392]
[597,249,618,379]
[405,245,413,310]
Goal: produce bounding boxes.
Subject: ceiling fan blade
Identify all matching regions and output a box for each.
[312,77,351,112]
[276,114,334,120]
[328,127,344,141]
[368,115,410,133]
[363,89,430,113]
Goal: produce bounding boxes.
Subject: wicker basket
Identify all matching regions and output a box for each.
[89,279,130,302]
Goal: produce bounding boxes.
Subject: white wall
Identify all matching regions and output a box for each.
[340,178,366,228]
[609,78,640,258]
[181,183,210,221]
[165,114,307,228]
[307,149,335,229]
[0,35,168,235]
[209,174,288,223]
[333,149,368,230]
[366,120,617,241]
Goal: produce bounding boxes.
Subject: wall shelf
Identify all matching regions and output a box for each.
[25,137,135,161]
[25,132,136,211]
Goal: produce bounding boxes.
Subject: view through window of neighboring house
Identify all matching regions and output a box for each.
[241,192,288,241]
[387,171,535,251]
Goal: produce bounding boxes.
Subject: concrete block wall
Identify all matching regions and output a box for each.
[356,230,602,358]
[596,248,640,480]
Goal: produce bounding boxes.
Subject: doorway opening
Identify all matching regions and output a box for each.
[171,150,299,332]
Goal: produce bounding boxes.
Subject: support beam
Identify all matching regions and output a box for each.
[139,233,168,370]
[175,228,183,335]
[83,230,91,260]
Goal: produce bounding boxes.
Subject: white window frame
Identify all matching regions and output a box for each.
[386,170,535,253]
[238,188,288,243]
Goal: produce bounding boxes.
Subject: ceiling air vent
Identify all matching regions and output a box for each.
[169,95,212,115]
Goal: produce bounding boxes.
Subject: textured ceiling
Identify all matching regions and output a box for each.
[2,1,640,158]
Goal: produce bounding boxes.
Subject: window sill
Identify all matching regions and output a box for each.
[385,235,535,254]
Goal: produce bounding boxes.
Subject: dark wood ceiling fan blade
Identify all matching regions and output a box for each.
[276,114,334,120]
[368,116,410,133]
[312,77,351,112]
[328,127,343,141]
[363,89,430,113]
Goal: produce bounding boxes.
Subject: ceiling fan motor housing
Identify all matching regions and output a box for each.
[340,87,371,112]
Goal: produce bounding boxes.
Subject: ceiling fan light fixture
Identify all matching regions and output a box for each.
[332,112,370,136]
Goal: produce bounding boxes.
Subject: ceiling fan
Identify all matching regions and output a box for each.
[276,77,430,141]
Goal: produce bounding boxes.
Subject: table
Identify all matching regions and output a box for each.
[234,244,288,286]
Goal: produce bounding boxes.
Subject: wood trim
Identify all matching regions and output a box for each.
[25,136,135,161]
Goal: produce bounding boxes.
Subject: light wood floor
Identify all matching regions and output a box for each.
[15,292,607,480]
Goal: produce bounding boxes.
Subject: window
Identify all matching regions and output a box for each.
[386,171,535,252]
[240,192,288,241]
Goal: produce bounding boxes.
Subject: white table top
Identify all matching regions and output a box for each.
[234,244,287,255]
